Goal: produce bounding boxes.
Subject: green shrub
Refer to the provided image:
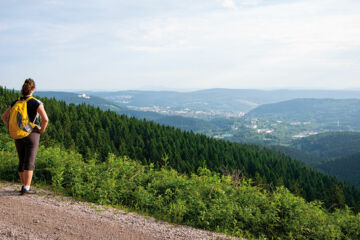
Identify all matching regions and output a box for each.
[1,134,359,240]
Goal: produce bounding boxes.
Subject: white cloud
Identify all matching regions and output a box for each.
[1,0,360,90]
[238,0,263,6]
[219,0,237,9]
[118,0,360,58]
[218,0,263,9]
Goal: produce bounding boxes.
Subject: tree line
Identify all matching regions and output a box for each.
[1,86,359,211]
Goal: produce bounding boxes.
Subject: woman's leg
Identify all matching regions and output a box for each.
[15,140,26,186]
[23,170,34,186]
[22,131,40,192]
[18,172,25,184]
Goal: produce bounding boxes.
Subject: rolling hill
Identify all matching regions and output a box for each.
[36,91,128,112]
[272,132,360,187]
[245,98,360,130]
[1,86,360,211]
[290,131,360,162]
[317,153,360,188]
[36,91,218,132]
[88,89,360,115]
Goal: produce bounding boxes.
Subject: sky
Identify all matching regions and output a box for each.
[0,0,360,91]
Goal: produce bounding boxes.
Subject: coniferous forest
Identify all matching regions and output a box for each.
[1,133,359,240]
[1,86,360,212]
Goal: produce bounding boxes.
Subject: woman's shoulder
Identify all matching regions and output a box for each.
[28,97,43,108]
[10,96,42,108]
[30,96,42,103]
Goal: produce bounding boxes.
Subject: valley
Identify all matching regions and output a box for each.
[37,90,360,146]
[1,86,360,240]
[33,88,360,189]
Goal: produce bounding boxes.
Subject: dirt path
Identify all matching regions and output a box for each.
[0,183,243,240]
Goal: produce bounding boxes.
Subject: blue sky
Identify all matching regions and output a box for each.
[1,0,360,91]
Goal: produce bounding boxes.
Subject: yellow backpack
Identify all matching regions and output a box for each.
[8,96,36,139]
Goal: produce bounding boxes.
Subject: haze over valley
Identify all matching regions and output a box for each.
[34,87,360,190]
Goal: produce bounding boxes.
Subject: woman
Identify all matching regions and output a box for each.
[1,79,49,194]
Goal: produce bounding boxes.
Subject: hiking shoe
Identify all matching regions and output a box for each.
[22,188,37,195]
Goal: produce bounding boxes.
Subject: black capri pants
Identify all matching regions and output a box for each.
[14,128,40,172]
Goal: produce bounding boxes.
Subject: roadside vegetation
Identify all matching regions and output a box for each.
[0,134,359,240]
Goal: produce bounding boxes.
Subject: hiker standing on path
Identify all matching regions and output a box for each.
[1,78,49,194]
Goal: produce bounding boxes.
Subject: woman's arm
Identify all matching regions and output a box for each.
[1,107,11,126]
[37,104,49,134]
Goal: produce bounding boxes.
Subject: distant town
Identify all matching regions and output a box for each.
[127,105,245,119]
[78,93,91,99]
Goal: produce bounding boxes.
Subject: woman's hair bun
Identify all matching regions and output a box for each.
[21,78,36,96]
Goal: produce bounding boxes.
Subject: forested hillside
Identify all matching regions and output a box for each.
[271,132,360,188]
[246,98,360,130]
[317,153,360,188]
[36,91,128,112]
[37,91,218,132]
[1,86,360,211]
[291,132,360,162]
[270,145,316,165]
[1,133,359,240]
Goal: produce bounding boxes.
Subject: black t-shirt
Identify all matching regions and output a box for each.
[10,96,43,125]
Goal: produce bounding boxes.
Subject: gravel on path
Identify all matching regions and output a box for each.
[0,182,244,240]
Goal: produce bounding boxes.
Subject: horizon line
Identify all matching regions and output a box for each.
[3,85,360,93]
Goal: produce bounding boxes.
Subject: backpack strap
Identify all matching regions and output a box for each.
[24,96,34,102]
[16,96,34,103]
[12,96,34,110]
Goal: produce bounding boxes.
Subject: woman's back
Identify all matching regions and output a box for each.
[11,96,43,125]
